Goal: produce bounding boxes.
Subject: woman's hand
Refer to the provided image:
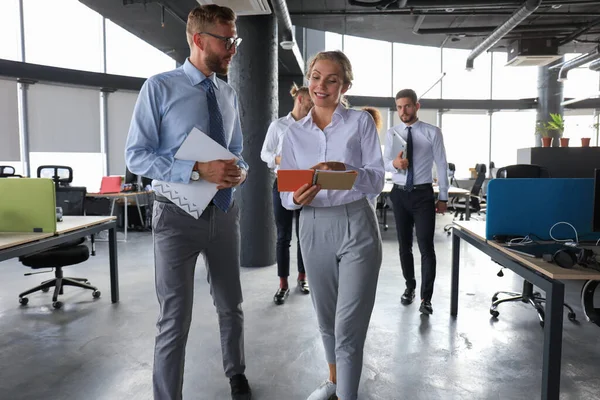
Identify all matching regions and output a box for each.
[293,183,321,205]
[311,161,346,171]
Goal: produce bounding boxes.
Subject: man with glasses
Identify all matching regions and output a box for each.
[125,5,251,400]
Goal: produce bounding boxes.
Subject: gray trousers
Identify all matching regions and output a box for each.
[300,198,382,400]
[152,201,245,400]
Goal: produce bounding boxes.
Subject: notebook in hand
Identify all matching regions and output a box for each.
[277,169,358,191]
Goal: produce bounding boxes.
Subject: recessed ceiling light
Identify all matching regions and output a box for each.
[445,8,455,12]
[551,4,562,9]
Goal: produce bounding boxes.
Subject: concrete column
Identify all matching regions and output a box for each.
[229,15,277,268]
[537,56,564,147]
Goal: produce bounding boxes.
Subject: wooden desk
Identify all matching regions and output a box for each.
[86,191,152,241]
[451,221,600,400]
[0,216,120,303]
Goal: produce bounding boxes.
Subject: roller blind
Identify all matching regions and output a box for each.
[0,79,20,161]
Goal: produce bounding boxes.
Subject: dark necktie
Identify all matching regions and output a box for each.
[200,78,232,212]
[406,126,414,191]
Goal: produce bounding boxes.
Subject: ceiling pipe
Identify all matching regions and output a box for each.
[557,47,600,81]
[590,59,600,71]
[418,23,584,35]
[557,16,600,46]
[271,0,295,50]
[465,0,541,70]
[400,0,600,10]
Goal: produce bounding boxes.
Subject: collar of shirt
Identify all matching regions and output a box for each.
[183,58,219,90]
[399,119,421,132]
[284,112,295,123]
[299,102,349,128]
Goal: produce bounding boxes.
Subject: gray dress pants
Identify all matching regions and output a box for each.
[152,201,245,400]
[300,198,382,400]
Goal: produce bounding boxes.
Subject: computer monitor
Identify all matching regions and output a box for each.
[594,169,600,232]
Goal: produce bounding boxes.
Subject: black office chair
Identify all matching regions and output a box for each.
[489,164,575,327]
[448,162,459,188]
[0,165,21,178]
[452,163,487,221]
[37,165,73,187]
[18,186,100,309]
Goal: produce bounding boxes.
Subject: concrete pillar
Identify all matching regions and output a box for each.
[537,56,564,147]
[229,15,277,268]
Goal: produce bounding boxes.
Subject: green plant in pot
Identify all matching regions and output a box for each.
[546,113,567,147]
[535,120,553,147]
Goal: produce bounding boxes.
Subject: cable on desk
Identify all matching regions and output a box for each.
[549,221,579,245]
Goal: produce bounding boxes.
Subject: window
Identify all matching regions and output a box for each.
[325,31,343,52]
[0,0,21,61]
[564,110,597,147]
[393,43,441,99]
[105,19,176,78]
[491,51,538,100]
[563,53,600,100]
[343,35,392,97]
[441,112,490,178]
[490,110,537,169]
[23,0,103,72]
[29,152,104,191]
[442,48,491,99]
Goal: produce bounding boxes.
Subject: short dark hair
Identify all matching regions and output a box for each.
[395,89,418,104]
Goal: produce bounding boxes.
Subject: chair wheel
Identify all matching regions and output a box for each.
[19,297,28,306]
[42,287,50,293]
[568,312,576,321]
[92,290,101,299]
[52,301,63,309]
[490,310,499,318]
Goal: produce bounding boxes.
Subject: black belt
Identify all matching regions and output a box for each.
[393,183,433,191]
[154,194,215,207]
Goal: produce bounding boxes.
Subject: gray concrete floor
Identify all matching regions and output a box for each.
[1,213,600,400]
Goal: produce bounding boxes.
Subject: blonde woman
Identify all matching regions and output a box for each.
[280,50,384,400]
[261,83,313,305]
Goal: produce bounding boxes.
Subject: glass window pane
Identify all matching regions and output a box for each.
[325,31,343,52]
[563,53,600,100]
[490,110,537,169]
[23,0,103,72]
[443,48,491,99]
[491,51,538,99]
[564,110,597,147]
[30,152,104,192]
[442,112,490,178]
[105,19,176,78]
[393,43,441,99]
[0,0,21,61]
[344,35,392,97]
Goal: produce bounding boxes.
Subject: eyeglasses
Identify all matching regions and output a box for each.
[199,32,242,50]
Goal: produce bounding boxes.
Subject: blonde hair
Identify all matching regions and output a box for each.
[362,107,383,131]
[290,83,309,100]
[306,50,353,108]
[186,5,236,49]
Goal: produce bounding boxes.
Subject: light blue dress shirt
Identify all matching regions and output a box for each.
[383,120,449,201]
[125,59,248,186]
[280,103,385,210]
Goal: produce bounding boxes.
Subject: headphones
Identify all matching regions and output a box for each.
[549,247,597,269]
[581,280,600,327]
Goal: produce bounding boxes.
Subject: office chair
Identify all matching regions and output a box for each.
[0,165,21,178]
[448,163,459,188]
[37,165,73,188]
[18,186,100,309]
[452,163,487,221]
[489,164,575,327]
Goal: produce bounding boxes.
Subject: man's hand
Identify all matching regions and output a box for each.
[195,158,241,189]
[436,201,447,214]
[275,156,281,165]
[393,151,409,170]
[293,183,321,206]
[311,161,346,171]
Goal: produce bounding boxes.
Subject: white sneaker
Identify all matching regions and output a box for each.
[307,380,337,400]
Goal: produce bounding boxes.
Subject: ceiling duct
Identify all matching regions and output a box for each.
[558,47,600,81]
[465,0,541,70]
[270,0,295,50]
[590,59,600,72]
[195,0,271,16]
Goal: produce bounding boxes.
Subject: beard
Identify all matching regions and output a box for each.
[205,50,231,75]
[401,113,417,124]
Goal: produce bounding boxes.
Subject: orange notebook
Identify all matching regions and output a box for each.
[277,169,315,192]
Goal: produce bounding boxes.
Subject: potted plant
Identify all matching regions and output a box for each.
[535,120,553,147]
[546,113,567,147]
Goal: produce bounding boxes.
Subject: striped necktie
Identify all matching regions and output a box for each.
[200,78,232,212]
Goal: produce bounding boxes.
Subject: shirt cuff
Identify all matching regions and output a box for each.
[172,159,196,183]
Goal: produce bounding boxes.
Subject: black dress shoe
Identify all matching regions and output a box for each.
[297,279,310,294]
[273,287,290,305]
[230,374,252,400]
[419,300,433,315]
[401,288,415,305]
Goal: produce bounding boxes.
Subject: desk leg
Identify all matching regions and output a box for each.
[541,281,564,400]
[450,230,461,316]
[124,196,128,242]
[108,226,120,303]
[134,194,144,228]
[465,194,471,221]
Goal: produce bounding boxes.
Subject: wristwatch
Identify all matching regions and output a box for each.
[191,170,200,181]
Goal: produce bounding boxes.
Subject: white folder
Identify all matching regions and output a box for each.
[153,127,238,219]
